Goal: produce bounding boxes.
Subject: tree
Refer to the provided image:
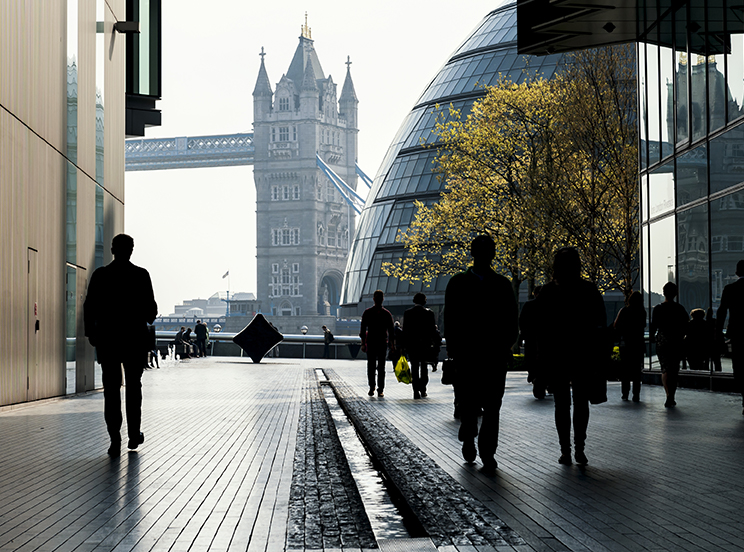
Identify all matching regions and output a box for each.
[384,45,638,297]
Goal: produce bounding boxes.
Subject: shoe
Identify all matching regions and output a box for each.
[462,441,477,463]
[575,450,588,466]
[533,386,546,400]
[558,452,572,465]
[481,457,498,473]
[632,395,640,403]
[413,391,421,399]
[421,391,427,398]
[664,399,676,408]
[368,388,375,397]
[128,432,145,450]
[377,390,384,398]
[621,395,629,401]
[108,440,121,457]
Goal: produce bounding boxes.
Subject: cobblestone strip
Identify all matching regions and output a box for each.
[286,368,377,550]
[326,369,525,550]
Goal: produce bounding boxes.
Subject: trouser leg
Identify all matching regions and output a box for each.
[123,362,144,440]
[376,354,386,391]
[101,364,123,442]
[367,355,377,390]
[552,380,572,453]
[457,384,479,443]
[477,370,506,459]
[621,379,630,398]
[731,340,743,402]
[572,382,590,451]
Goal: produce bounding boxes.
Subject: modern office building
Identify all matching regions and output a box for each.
[1,0,160,406]
[339,2,562,322]
[252,21,359,335]
[518,0,744,374]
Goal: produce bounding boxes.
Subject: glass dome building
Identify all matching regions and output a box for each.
[339,2,563,321]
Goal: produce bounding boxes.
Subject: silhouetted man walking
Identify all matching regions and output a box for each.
[84,234,157,456]
[360,290,395,397]
[717,259,744,415]
[444,235,518,472]
[403,293,438,399]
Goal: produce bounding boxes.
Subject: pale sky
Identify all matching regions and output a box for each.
[125,0,500,316]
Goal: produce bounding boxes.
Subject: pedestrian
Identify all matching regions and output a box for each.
[83,234,157,457]
[705,307,723,372]
[520,285,546,399]
[147,324,159,369]
[322,325,334,359]
[537,247,606,466]
[613,291,646,401]
[403,293,438,399]
[716,259,744,415]
[431,325,442,372]
[359,290,395,398]
[650,281,689,408]
[389,320,404,367]
[194,319,209,357]
[685,308,708,371]
[444,235,518,472]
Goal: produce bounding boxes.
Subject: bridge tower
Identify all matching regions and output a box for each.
[251,19,358,335]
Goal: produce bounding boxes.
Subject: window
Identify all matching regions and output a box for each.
[293,126,297,141]
[283,186,290,200]
[328,225,336,247]
[293,185,300,200]
[292,263,299,273]
[728,236,743,251]
[278,97,290,111]
[291,228,300,244]
[282,228,291,245]
[272,186,280,201]
[294,306,301,316]
[272,263,279,274]
[279,127,289,141]
[271,127,276,142]
[271,228,300,246]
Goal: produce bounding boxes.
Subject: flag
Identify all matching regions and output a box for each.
[222,270,229,279]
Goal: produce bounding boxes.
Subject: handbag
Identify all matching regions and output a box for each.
[440,358,457,385]
[394,356,412,384]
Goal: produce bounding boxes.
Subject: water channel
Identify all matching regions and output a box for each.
[316,369,420,540]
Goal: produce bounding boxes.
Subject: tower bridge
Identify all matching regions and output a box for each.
[124,133,256,171]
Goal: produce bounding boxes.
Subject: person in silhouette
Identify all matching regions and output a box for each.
[444,235,518,472]
[403,293,438,399]
[650,281,688,408]
[520,285,547,399]
[84,234,157,457]
[685,308,708,371]
[194,319,209,357]
[705,307,723,372]
[613,290,646,401]
[360,290,395,397]
[537,247,606,466]
[717,260,744,415]
[322,325,334,359]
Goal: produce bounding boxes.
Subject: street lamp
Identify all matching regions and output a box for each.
[300,326,308,358]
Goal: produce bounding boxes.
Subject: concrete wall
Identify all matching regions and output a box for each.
[0,0,127,406]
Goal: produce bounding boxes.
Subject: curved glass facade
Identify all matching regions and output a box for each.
[340,2,562,317]
[639,1,744,374]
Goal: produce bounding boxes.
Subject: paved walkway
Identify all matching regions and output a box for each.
[1,357,743,552]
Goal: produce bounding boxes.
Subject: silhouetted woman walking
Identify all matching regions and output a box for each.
[538,247,606,466]
[613,291,647,402]
[650,282,689,407]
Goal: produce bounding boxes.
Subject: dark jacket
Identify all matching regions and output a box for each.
[717,277,744,339]
[360,305,395,350]
[194,323,209,340]
[444,266,518,363]
[402,304,438,358]
[83,258,157,364]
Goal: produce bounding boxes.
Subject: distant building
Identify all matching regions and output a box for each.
[252,18,358,336]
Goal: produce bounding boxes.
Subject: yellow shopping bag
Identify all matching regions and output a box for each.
[394,356,412,384]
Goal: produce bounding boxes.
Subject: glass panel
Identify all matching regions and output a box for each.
[690,54,707,141]
[727,35,744,123]
[660,46,674,159]
[641,173,649,223]
[709,124,744,194]
[646,44,661,165]
[65,265,77,396]
[66,0,77,165]
[677,203,709,311]
[708,54,726,132]
[96,0,105,185]
[66,162,76,264]
[675,50,690,145]
[127,0,161,97]
[676,144,707,205]
[639,43,648,169]
[648,161,675,218]
[711,190,744,311]
[649,214,677,312]
[95,185,105,269]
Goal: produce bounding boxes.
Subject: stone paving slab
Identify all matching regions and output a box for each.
[2,357,744,552]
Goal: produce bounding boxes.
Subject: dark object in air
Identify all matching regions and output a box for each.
[233,314,283,363]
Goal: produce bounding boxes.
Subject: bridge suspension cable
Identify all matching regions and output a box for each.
[316,154,366,214]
